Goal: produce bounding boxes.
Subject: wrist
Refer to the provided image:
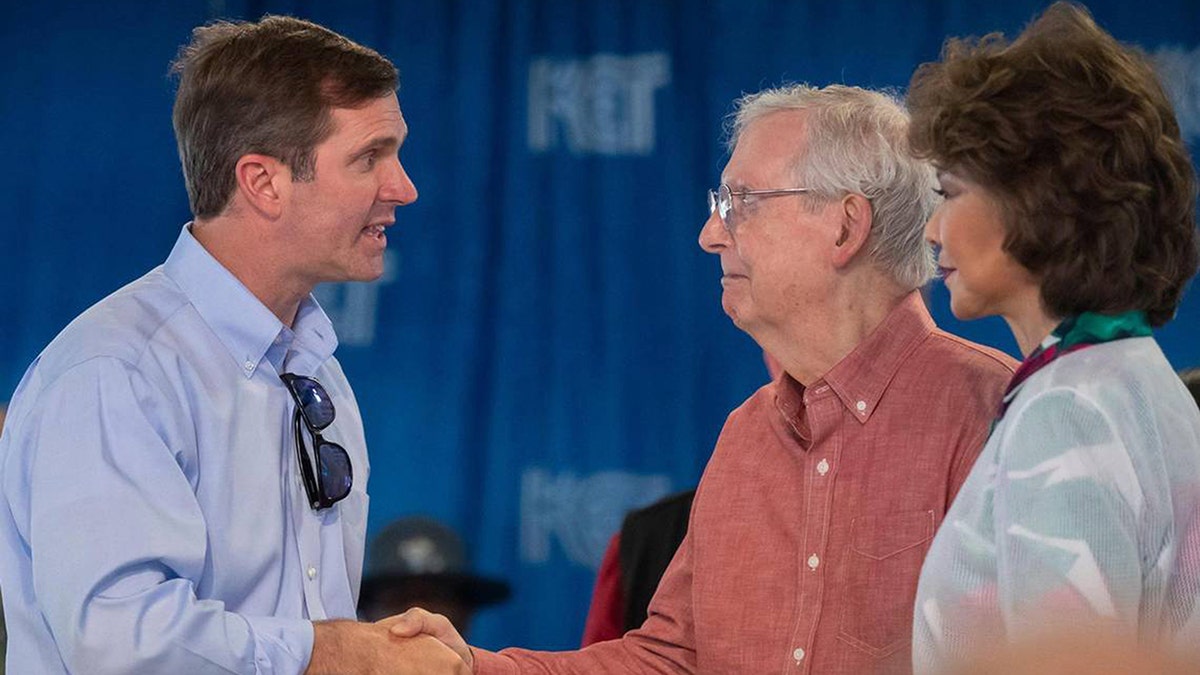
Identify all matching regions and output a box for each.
[305,620,354,675]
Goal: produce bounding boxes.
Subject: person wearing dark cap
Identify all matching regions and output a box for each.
[360,517,511,636]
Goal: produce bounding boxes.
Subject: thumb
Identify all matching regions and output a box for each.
[385,608,473,667]
[384,608,427,638]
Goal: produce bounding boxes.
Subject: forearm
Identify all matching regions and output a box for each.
[46,589,313,675]
[473,629,694,675]
[306,621,357,675]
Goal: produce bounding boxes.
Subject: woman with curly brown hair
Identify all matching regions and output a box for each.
[905,2,1200,670]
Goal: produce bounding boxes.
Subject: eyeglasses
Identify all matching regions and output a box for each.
[281,373,353,510]
[707,183,814,233]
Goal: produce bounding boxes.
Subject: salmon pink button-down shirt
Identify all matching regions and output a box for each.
[475,293,1016,675]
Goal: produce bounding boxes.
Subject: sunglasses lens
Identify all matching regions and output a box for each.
[291,377,335,428]
[317,441,353,502]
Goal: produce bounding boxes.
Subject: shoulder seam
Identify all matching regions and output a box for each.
[33,299,193,400]
[926,329,1017,372]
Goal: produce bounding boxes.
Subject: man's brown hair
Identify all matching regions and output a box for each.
[907,2,1198,326]
[171,15,398,218]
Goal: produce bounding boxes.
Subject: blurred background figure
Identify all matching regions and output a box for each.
[581,353,782,645]
[581,489,695,645]
[360,516,511,636]
[1182,367,1200,407]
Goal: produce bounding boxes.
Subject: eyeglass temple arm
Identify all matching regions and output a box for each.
[731,187,814,196]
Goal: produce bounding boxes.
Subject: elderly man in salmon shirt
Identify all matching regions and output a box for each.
[390,84,1018,674]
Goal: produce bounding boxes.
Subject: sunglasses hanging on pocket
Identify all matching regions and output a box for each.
[281,373,353,510]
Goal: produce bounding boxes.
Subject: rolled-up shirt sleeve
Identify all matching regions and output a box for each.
[20,357,312,675]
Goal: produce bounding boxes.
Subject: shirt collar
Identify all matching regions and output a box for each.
[163,224,337,378]
[773,373,812,446]
[999,309,1150,415]
[820,291,936,424]
[284,295,338,375]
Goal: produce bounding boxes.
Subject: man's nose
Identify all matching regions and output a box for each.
[698,210,730,253]
[380,158,418,205]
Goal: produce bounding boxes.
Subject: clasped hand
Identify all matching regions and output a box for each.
[383,608,473,668]
[305,610,471,675]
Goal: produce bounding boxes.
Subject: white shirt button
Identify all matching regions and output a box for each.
[817,459,829,476]
[243,360,254,371]
[793,647,806,662]
[306,566,317,580]
[855,400,867,412]
[807,554,820,570]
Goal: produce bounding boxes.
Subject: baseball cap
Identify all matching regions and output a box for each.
[360,516,511,608]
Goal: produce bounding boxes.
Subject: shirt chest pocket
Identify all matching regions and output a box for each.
[837,509,935,659]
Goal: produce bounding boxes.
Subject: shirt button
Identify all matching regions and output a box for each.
[807,554,820,570]
[243,360,254,371]
[793,647,806,662]
[306,566,317,580]
[817,459,829,476]
[856,400,867,412]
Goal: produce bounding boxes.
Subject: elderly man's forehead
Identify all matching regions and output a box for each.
[742,108,810,141]
[736,111,810,160]
[724,112,810,182]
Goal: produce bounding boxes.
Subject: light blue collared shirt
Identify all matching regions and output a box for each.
[0,225,370,674]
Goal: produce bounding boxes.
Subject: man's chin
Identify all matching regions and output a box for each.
[323,265,385,285]
[350,254,388,282]
[721,299,750,329]
[353,268,386,283]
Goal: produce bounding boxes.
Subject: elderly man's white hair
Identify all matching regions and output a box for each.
[728,84,938,290]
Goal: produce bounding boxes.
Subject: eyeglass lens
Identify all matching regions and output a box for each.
[707,185,734,222]
[290,376,335,429]
[317,441,353,501]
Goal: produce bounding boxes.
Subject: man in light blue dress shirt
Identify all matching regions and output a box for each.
[0,15,468,675]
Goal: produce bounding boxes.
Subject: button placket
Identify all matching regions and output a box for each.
[789,387,834,673]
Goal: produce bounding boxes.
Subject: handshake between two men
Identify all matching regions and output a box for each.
[303,612,471,675]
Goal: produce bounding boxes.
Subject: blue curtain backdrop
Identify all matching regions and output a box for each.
[2,0,1199,651]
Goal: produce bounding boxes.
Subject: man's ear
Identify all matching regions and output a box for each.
[830,193,873,268]
[233,154,289,220]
